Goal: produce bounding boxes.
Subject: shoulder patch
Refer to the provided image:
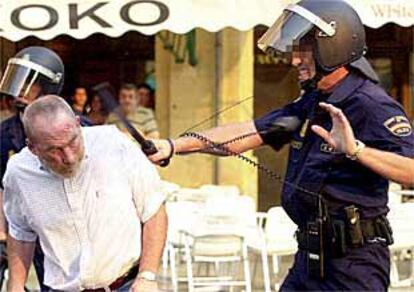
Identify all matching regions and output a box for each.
[383,116,412,137]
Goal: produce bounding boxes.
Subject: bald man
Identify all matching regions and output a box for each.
[3,95,167,291]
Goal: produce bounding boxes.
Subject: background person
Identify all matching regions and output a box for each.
[107,83,160,139]
[86,94,108,125]
[71,86,88,115]
[137,83,155,110]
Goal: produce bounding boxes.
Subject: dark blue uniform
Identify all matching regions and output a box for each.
[0,113,92,291]
[255,72,414,290]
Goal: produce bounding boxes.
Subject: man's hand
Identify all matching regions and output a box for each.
[148,139,173,164]
[130,278,159,292]
[311,102,357,155]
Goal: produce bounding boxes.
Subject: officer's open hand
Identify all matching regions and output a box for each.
[312,102,358,155]
[148,139,173,165]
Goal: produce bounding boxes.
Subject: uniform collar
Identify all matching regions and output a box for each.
[324,72,366,104]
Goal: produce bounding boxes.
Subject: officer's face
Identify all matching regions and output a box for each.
[119,89,138,115]
[14,83,42,107]
[29,115,85,178]
[291,41,316,84]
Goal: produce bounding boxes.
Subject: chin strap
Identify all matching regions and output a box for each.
[300,63,329,92]
[15,102,27,113]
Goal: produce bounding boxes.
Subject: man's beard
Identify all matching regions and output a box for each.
[40,148,85,179]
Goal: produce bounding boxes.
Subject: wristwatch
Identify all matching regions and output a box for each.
[346,140,366,161]
[137,270,157,281]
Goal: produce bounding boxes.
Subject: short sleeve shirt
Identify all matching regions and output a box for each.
[2,126,166,290]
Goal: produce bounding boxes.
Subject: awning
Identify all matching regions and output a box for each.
[0,0,413,41]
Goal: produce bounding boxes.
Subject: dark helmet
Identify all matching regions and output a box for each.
[258,0,367,73]
[0,46,64,99]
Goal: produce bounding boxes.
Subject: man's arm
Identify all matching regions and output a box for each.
[7,236,35,291]
[356,148,414,186]
[131,205,167,291]
[0,190,8,241]
[2,164,38,290]
[312,102,414,187]
[149,121,263,163]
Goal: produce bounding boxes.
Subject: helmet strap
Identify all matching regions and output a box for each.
[300,71,323,93]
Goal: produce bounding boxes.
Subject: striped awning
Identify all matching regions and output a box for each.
[0,0,413,41]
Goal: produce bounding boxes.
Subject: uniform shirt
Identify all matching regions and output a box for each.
[0,115,26,190]
[106,106,159,137]
[255,72,414,227]
[0,109,13,123]
[0,113,92,190]
[2,126,166,290]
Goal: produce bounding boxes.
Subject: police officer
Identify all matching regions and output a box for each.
[0,46,89,290]
[149,0,414,290]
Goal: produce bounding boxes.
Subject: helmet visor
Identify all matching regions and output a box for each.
[258,10,314,57]
[0,58,62,99]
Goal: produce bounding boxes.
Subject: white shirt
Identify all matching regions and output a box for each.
[3,126,166,291]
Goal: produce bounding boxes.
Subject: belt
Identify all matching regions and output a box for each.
[295,215,392,257]
[82,264,139,292]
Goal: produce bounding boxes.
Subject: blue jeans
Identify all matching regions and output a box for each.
[118,280,134,291]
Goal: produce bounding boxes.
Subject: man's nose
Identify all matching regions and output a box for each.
[62,148,76,165]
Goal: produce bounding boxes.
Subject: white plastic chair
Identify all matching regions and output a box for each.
[180,194,254,292]
[388,182,403,206]
[182,232,251,292]
[172,187,211,203]
[165,201,203,291]
[161,180,181,198]
[248,206,297,292]
[199,184,240,197]
[388,202,414,287]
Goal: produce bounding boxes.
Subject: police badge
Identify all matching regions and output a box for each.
[383,116,413,137]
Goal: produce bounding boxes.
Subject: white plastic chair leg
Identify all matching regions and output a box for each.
[260,245,271,292]
[411,249,414,285]
[242,242,252,292]
[272,254,279,275]
[184,236,194,292]
[169,244,178,292]
[162,244,169,270]
[390,252,400,287]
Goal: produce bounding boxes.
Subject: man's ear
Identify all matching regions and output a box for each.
[75,116,81,127]
[26,138,38,155]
